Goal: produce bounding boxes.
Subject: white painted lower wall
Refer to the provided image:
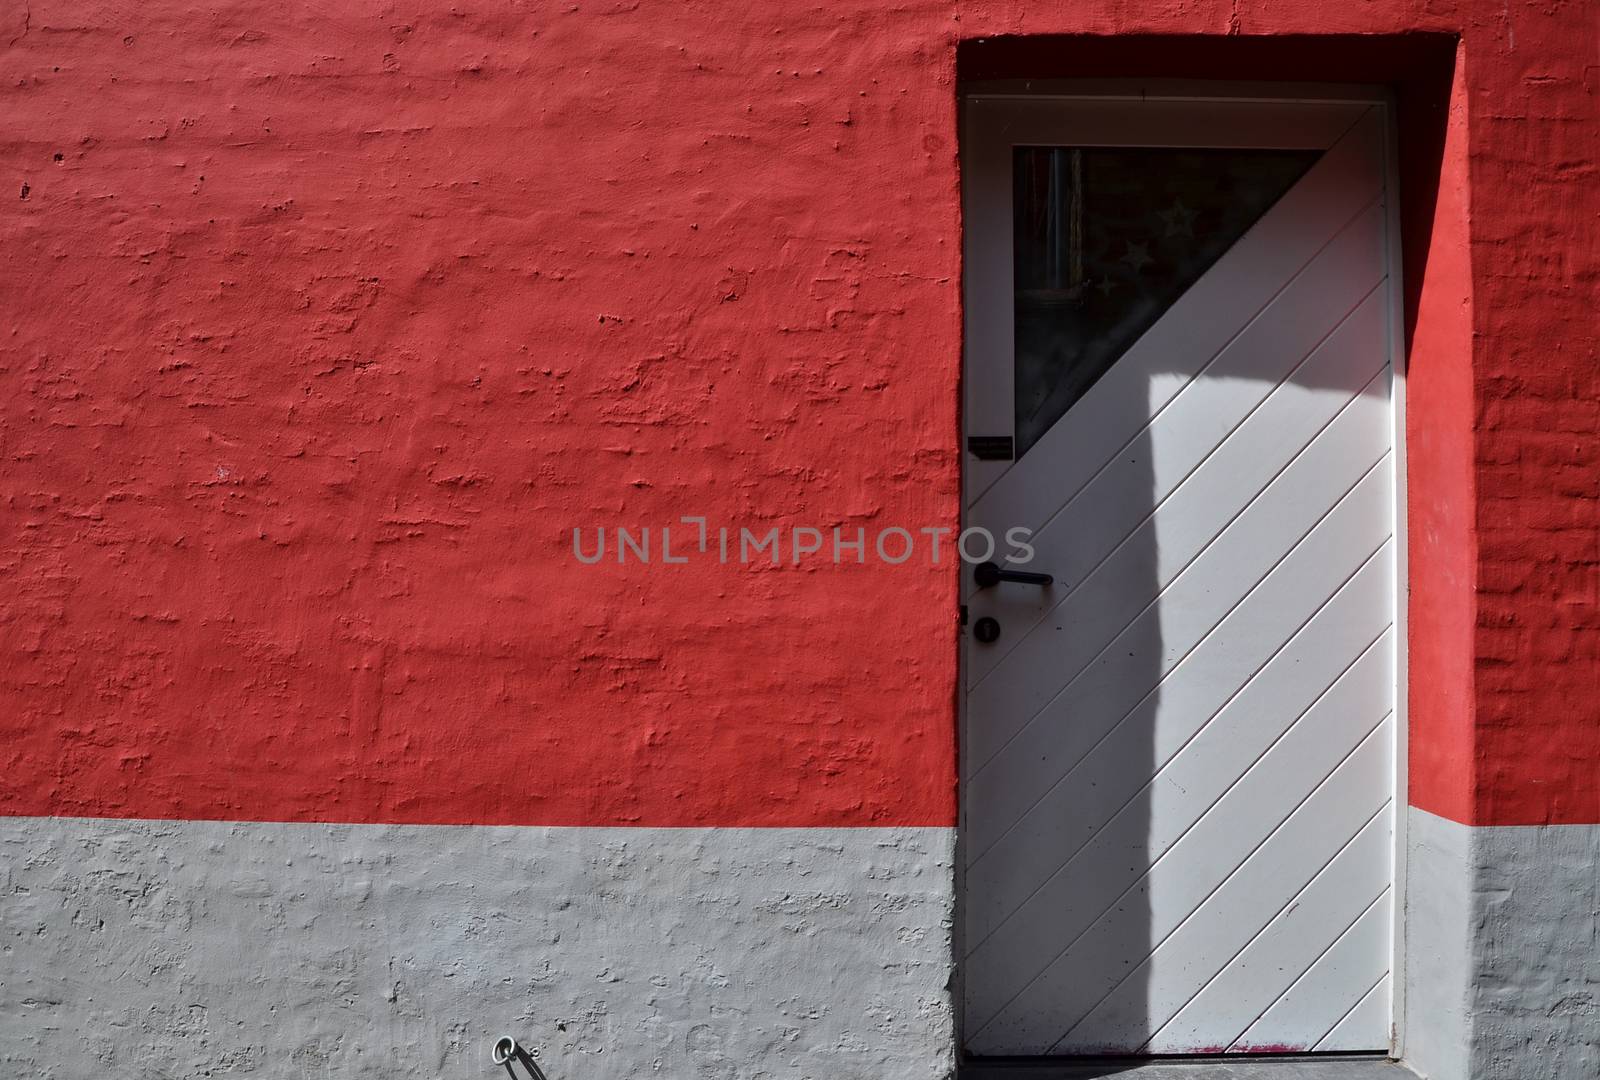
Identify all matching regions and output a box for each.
[7,811,1593,1079]
[0,819,955,1080]
[1404,808,1599,1080]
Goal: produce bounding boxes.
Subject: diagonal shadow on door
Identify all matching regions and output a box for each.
[961,102,1400,1062]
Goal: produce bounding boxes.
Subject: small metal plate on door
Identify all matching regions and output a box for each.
[967,436,1014,461]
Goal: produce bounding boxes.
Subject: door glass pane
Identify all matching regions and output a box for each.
[1012,146,1320,456]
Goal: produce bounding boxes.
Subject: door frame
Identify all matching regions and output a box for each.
[954,80,1410,1061]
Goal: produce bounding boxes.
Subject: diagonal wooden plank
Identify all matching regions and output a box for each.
[966,615,1395,971]
[1238,891,1397,1051]
[967,393,1391,837]
[966,438,1394,873]
[963,596,1392,1008]
[1052,725,1395,1054]
[965,207,1389,693]
[1314,973,1393,1051]
[968,713,1395,1055]
[1049,741,1394,1055]
[964,474,1394,954]
[1137,807,1394,1054]
[966,320,1391,803]
[965,627,1394,1032]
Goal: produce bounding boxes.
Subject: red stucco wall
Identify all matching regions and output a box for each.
[2,2,1594,828]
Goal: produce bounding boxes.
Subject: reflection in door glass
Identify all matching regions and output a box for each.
[1012,147,1320,457]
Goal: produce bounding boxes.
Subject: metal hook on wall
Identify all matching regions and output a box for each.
[490,1035,549,1080]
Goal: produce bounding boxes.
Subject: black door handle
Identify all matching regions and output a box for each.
[974,560,1054,589]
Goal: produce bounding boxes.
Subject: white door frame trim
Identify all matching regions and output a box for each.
[955,81,1409,1059]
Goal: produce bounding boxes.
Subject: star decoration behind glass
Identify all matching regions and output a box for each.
[1120,240,1153,274]
[1160,199,1197,238]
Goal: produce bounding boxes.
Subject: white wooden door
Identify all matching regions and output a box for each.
[960,92,1399,1058]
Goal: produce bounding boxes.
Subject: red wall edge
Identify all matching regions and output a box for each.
[1401,50,1481,826]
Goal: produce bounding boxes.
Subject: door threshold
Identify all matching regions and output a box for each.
[960,1052,1414,1080]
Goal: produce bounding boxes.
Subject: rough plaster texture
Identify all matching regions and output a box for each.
[0,1,1596,832]
[0,819,956,1080]
[1405,809,1599,1080]
[1470,820,1600,1079]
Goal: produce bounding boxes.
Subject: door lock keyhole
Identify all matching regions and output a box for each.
[973,616,1001,644]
